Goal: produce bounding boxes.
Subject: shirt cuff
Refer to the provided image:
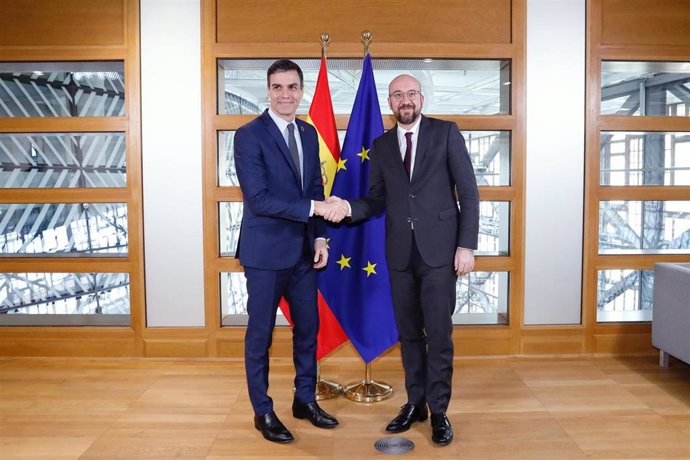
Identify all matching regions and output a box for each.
[309,200,315,217]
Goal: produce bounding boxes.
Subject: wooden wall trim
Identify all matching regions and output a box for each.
[0,0,146,357]
[583,0,690,356]
[216,0,512,45]
[0,118,129,133]
[0,324,657,358]
[0,0,126,47]
[212,42,516,59]
[212,115,518,131]
[203,0,527,359]
[601,0,690,47]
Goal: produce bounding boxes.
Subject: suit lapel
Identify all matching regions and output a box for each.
[261,110,301,186]
[411,115,431,183]
[381,127,405,177]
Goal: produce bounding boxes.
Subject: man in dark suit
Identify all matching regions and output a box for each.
[326,74,480,445]
[234,59,341,444]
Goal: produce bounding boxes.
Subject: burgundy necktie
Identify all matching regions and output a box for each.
[404,131,413,178]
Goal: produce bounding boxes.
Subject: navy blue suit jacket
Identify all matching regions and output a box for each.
[234,110,326,270]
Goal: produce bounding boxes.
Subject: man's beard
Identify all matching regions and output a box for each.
[394,103,420,125]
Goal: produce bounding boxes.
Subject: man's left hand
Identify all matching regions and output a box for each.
[454,247,475,276]
[314,239,328,269]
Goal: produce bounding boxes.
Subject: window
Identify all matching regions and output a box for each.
[214,58,515,327]
[0,61,132,326]
[588,59,690,324]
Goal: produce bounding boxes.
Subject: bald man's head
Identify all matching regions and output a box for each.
[388,74,424,128]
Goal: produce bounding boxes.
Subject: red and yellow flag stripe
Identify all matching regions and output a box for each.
[306,56,340,197]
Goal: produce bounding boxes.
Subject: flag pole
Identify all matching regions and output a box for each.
[342,31,394,403]
[314,31,344,401]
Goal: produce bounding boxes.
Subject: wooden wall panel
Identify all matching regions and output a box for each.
[144,340,209,358]
[0,0,126,47]
[601,0,690,46]
[0,0,142,359]
[216,0,512,45]
[0,328,136,357]
[521,337,586,355]
[594,333,655,354]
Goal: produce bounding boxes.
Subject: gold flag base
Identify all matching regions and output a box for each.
[343,362,393,403]
[315,378,343,400]
[314,362,342,400]
[343,379,393,403]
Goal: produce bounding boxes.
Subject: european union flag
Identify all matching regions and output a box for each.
[318,54,398,363]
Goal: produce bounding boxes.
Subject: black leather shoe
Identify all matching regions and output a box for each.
[292,401,339,429]
[254,411,294,444]
[430,412,453,445]
[385,403,428,433]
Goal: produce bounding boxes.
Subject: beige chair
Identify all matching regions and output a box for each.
[652,263,690,367]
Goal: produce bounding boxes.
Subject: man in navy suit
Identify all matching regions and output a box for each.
[326,74,480,445]
[234,59,340,444]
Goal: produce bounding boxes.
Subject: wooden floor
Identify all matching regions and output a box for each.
[1,355,690,459]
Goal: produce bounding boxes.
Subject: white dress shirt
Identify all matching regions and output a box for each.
[267,109,319,218]
[396,117,422,179]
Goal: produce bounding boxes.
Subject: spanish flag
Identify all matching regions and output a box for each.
[280,56,348,360]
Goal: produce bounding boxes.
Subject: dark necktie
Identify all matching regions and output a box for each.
[404,131,413,179]
[287,123,302,187]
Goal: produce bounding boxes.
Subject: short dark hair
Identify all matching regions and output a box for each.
[267,59,304,88]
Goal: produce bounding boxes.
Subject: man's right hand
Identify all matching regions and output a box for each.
[315,196,348,223]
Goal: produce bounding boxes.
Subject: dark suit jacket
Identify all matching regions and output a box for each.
[349,115,479,270]
[234,109,326,270]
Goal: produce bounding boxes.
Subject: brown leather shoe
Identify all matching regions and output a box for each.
[254,411,294,444]
[385,403,428,433]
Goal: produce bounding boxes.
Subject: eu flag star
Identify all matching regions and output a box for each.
[325,237,331,250]
[336,158,348,172]
[336,254,351,271]
[356,147,370,162]
[362,261,377,277]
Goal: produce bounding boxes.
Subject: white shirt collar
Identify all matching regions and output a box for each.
[267,108,295,134]
[396,116,422,139]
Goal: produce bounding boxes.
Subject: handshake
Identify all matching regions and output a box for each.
[314,196,349,223]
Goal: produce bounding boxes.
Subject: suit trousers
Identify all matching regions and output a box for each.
[388,236,457,414]
[243,254,318,415]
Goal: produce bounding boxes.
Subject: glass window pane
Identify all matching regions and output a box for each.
[466,131,511,186]
[0,272,130,326]
[219,202,242,257]
[0,203,128,256]
[218,58,510,116]
[600,132,690,186]
[454,271,509,325]
[478,201,510,256]
[218,131,238,186]
[220,130,340,188]
[221,271,509,326]
[220,271,247,325]
[601,61,690,116]
[220,129,510,188]
[219,200,507,257]
[0,62,125,118]
[220,272,287,326]
[599,200,690,254]
[597,269,653,322]
[0,133,126,188]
